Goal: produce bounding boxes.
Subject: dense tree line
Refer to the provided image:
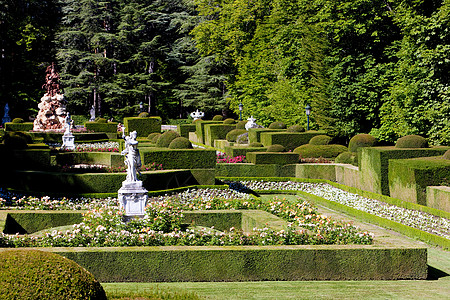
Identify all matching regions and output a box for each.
[1,0,448,144]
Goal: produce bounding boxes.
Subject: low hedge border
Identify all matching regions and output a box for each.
[177,124,196,138]
[204,124,236,147]
[246,152,299,165]
[29,132,111,143]
[56,152,124,167]
[224,146,267,158]
[260,131,324,151]
[140,148,216,169]
[248,128,285,144]
[4,122,34,132]
[215,164,296,178]
[123,117,162,137]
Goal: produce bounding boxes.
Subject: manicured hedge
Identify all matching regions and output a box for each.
[177,124,196,138]
[224,146,267,157]
[4,122,34,132]
[3,211,84,234]
[293,144,348,158]
[84,122,118,133]
[214,139,234,150]
[216,163,296,178]
[426,186,450,213]
[141,148,216,169]
[248,128,285,144]
[260,131,324,151]
[246,152,299,165]
[195,121,223,144]
[123,117,162,137]
[295,164,337,181]
[205,124,236,146]
[10,148,51,170]
[56,152,124,167]
[29,132,111,143]
[388,157,450,206]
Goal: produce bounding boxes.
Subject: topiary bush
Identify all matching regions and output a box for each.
[348,134,377,152]
[309,135,332,145]
[443,149,450,160]
[293,144,348,158]
[236,120,247,129]
[95,117,107,123]
[287,125,305,132]
[266,144,285,152]
[3,131,32,149]
[268,121,286,129]
[0,249,106,299]
[226,129,247,142]
[192,118,203,123]
[147,132,161,141]
[155,130,180,147]
[249,142,263,147]
[151,133,162,143]
[12,118,24,123]
[395,135,429,148]
[236,132,249,144]
[168,137,193,149]
[223,118,235,124]
[212,115,224,121]
[138,112,150,118]
[335,151,358,165]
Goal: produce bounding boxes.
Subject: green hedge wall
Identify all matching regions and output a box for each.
[359,146,450,196]
[4,122,34,132]
[388,157,450,207]
[260,131,324,151]
[248,128,285,144]
[426,186,450,213]
[195,121,223,144]
[216,163,296,178]
[9,149,51,170]
[123,117,162,137]
[54,244,427,282]
[246,152,299,165]
[3,211,83,234]
[84,122,118,133]
[177,124,196,138]
[29,132,111,143]
[295,164,337,181]
[224,146,267,158]
[56,152,124,167]
[205,124,236,147]
[214,139,233,150]
[140,148,216,169]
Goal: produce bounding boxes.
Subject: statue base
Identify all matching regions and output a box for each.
[118,180,148,218]
[61,133,75,150]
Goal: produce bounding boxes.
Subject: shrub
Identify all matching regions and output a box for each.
[12,118,24,123]
[335,151,358,165]
[348,134,377,152]
[156,130,180,147]
[293,144,348,158]
[287,125,305,132]
[193,118,203,123]
[0,249,106,299]
[249,142,263,147]
[3,131,32,149]
[95,117,107,123]
[268,121,286,129]
[223,118,235,124]
[147,132,161,141]
[212,115,224,121]
[309,135,332,145]
[169,137,193,149]
[236,132,249,144]
[443,149,450,160]
[236,120,247,129]
[151,133,162,143]
[138,112,150,118]
[266,144,285,152]
[226,129,247,142]
[395,135,429,148]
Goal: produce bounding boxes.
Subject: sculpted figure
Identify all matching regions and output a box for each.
[121,129,142,182]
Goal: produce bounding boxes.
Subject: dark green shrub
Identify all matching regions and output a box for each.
[151,133,162,143]
[348,134,377,152]
[443,149,450,160]
[236,132,249,144]
[0,249,106,299]
[266,144,285,152]
[147,132,161,141]
[268,121,286,129]
[169,137,193,149]
[12,118,24,123]
[223,118,235,124]
[236,120,247,129]
[138,112,150,118]
[3,131,32,149]
[95,117,107,123]
[226,129,247,142]
[249,142,263,147]
[156,130,180,147]
[293,144,348,158]
[84,122,118,133]
[395,135,429,148]
[309,135,332,145]
[212,115,224,121]
[287,125,305,132]
[335,151,358,165]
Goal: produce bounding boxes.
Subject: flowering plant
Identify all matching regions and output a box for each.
[216,152,246,163]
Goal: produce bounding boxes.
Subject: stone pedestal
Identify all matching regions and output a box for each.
[118,180,148,218]
[61,133,75,150]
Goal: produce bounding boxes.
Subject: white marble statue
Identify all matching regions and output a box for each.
[190,109,204,121]
[245,116,263,130]
[64,113,73,135]
[121,128,142,182]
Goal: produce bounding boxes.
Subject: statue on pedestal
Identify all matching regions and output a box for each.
[121,129,142,182]
[61,112,75,150]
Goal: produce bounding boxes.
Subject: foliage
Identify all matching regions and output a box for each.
[147,132,161,141]
[216,153,246,163]
[226,129,247,142]
[395,135,429,148]
[212,115,224,121]
[268,121,287,129]
[12,118,24,123]
[348,134,377,152]
[309,135,332,145]
[444,149,450,160]
[155,130,180,148]
[249,142,263,147]
[223,118,235,124]
[287,125,305,133]
[293,144,348,158]
[335,152,358,165]
[236,120,247,129]
[138,112,150,118]
[168,137,193,149]
[3,131,32,149]
[266,144,285,152]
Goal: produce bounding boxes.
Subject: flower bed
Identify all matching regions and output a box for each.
[62,141,120,152]
[59,162,163,173]
[216,152,246,163]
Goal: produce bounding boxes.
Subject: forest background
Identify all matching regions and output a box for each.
[0,0,448,145]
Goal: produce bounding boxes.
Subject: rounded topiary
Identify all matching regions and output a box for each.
[168,137,193,149]
[95,117,107,123]
[287,125,305,132]
[156,130,180,147]
[236,132,249,144]
[0,249,106,300]
[395,135,429,148]
[192,118,203,123]
[147,132,161,141]
[138,112,149,118]
[12,118,24,123]
[293,144,348,158]
[335,151,358,165]
[309,135,332,145]
[249,142,263,147]
[268,121,287,129]
[3,131,32,149]
[151,133,162,143]
[226,129,247,142]
[223,118,235,124]
[236,120,247,130]
[348,134,377,153]
[212,115,224,121]
[266,144,285,152]
[443,149,450,160]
